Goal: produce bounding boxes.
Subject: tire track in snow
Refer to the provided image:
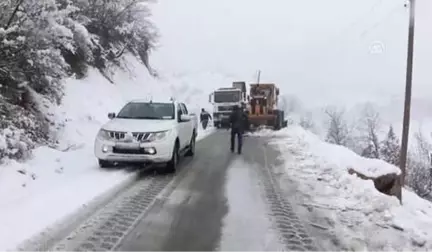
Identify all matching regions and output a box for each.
[50,175,168,251]
[49,161,193,251]
[259,145,319,251]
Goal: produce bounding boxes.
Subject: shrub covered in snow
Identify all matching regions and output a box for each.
[0,0,158,161]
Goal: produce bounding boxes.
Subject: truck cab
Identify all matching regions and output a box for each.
[209,82,247,128]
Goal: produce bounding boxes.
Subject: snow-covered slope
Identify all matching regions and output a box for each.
[254,127,432,250]
[0,54,216,250]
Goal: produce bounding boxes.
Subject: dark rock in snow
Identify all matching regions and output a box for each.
[348,168,401,200]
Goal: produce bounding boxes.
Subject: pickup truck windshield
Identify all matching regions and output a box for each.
[117,102,175,119]
[214,91,241,103]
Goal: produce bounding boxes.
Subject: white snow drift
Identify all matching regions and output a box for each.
[254,126,432,250]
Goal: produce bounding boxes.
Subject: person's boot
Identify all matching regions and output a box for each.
[230,135,235,153]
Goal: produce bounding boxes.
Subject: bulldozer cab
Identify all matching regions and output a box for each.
[249,97,267,115]
[248,83,276,116]
[247,83,285,130]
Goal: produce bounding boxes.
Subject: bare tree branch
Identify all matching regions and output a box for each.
[5,0,25,29]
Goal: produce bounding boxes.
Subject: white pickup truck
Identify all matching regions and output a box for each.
[94,98,198,173]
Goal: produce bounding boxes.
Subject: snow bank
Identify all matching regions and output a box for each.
[254,126,432,250]
[253,127,401,178]
[0,147,136,250]
[0,54,215,250]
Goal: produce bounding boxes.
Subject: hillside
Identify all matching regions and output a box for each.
[0,0,158,161]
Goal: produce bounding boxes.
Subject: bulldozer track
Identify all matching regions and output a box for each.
[259,146,319,251]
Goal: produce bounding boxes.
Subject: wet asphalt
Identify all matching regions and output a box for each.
[116,131,317,251]
[116,130,235,250]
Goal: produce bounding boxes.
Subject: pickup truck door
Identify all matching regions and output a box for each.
[180,103,193,144]
[177,104,188,149]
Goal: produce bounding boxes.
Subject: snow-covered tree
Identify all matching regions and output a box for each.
[73,0,157,71]
[0,0,158,161]
[380,125,400,166]
[299,115,314,130]
[324,107,349,146]
[299,111,316,132]
[406,129,432,198]
[361,141,380,159]
[358,103,381,159]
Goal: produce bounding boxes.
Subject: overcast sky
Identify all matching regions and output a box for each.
[150,0,432,109]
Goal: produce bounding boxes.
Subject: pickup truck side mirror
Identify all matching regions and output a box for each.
[108,112,116,119]
[180,114,191,122]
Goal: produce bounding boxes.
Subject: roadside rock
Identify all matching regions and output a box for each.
[348,168,401,200]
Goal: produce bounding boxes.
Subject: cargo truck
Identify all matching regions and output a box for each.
[209,82,247,128]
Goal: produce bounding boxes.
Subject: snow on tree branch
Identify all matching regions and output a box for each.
[406,128,432,198]
[358,103,381,159]
[0,0,158,161]
[324,106,349,146]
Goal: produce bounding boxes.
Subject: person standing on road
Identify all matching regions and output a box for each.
[229,105,248,154]
[200,108,212,130]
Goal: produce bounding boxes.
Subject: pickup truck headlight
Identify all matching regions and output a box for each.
[97,129,111,140]
[147,130,171,142]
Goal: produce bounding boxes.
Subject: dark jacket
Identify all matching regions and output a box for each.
[200,111,212,121]
[229,109,248,131]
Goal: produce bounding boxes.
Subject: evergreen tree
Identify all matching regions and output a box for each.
[380,125,400,166]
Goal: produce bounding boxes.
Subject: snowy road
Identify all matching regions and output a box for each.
[21,131,318,251]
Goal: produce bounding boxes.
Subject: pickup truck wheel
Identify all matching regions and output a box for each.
[165,143,179,173]
[98,159,113,168]
[185,132,196,157]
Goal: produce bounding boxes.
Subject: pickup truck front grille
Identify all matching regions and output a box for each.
[109,131,125,140]
[108,131,151,141]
